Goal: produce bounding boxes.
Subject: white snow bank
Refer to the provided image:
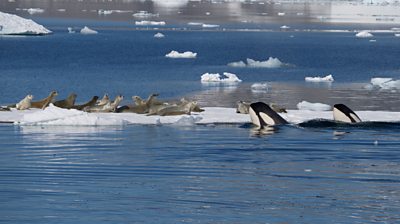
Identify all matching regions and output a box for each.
[80,26,98,34]
[297,101,331,111]
[370,77,400,90]
[135,21,166,26]
[356,31,373,38]
[154,32,165,38]
[201,72,242,83]
[0,11,51,35]
[228,57,288,68]
[166,50,197,58]
[1,105,400,126]
[305,74,334,82]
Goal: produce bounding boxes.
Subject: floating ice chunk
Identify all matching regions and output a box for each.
[166,50,197,58]
[154,32,165,38]
[228,57,288,68]
[246,57,285,68]
[0,11,51,35]
[305,74,334,82]
[251,83,269,91]
[98,9,113,15]
[395,33,400,37]
[280,25,290,29]
[80,26,98,34]
[133,11,159,18]
[356,31,373,38]
[135,20,166,26]
[188,22,203,26]
[201,72,242,83]
[202,24,219,28]
[227,61,246,67]
[297,101,331,111]
[370,77,400,89]
[26,8,45,15]
[67,27,75,33]
[371,77,393,86]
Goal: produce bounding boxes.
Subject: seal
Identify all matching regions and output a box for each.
[249,102,288,127]
[85,95,123,112]
[31,91,58,109]
[179,98,204,112]
[333,104,361,123]
[71,96,99,110]
[16,94,33,110]
[97,94,109,106]
[54,93,77,109]
[117,93,160,113]
[147,100,198,116]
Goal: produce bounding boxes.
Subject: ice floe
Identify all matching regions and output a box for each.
[154,32,165,38]
[201,72,242,83]
[228,57,288,68]
[0,11,51,35]
[25,8,45,15]
[305,74,334,82]
[251,83,269,92]
[165,50,197,58]
[370,77,400,90]
[202,24,220,28]
[2,104,399,127]
[80,26,98,34]
[297,101,332,111]
[133,11,159,18]
[135,21,166,26]
[356,30,373,38]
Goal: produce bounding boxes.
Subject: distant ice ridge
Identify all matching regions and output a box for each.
[305,74,334,82]
[154,32,165,38]
[166,50,197,58]
[228,57,289,68]
[201,72,242,83]
[80,26,98,34]
[0,11,51,35]
[369,77,400,90]
[135,21,166,26]
[356,31,373,38]
[297,101,331,111]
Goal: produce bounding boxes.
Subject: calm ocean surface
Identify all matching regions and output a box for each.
[0,18,400,223]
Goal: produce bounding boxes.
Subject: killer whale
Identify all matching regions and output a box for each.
[249,102,288,128]
[333,104,362,123]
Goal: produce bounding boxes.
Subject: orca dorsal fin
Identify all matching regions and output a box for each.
[249,102,288,128]
[333,104,362,123]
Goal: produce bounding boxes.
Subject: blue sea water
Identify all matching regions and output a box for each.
[1,19,400,223]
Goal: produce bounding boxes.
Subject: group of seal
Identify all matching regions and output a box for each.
[249,102,361,128]
[5,92,204,116]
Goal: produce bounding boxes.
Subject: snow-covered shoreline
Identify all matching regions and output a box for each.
[1,104,399,126]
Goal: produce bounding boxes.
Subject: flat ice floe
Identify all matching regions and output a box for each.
[228,57,288,68]
[0,11,51,35]
[201,72,242,83]
[2,104,399,126]
[154,32,165,38]
[165,50,197,58]
[305,74,334,82]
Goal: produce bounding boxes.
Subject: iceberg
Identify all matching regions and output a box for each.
[228,57,288,68]
[201,72,242,83]
[0,11,51,35]
[305,74,334,82]
[296,101,331,111]
[80,26,98,34]
[165,50,197,58]
[355,31,373,38]
[154,32,165,38]
[370,77,400,90]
